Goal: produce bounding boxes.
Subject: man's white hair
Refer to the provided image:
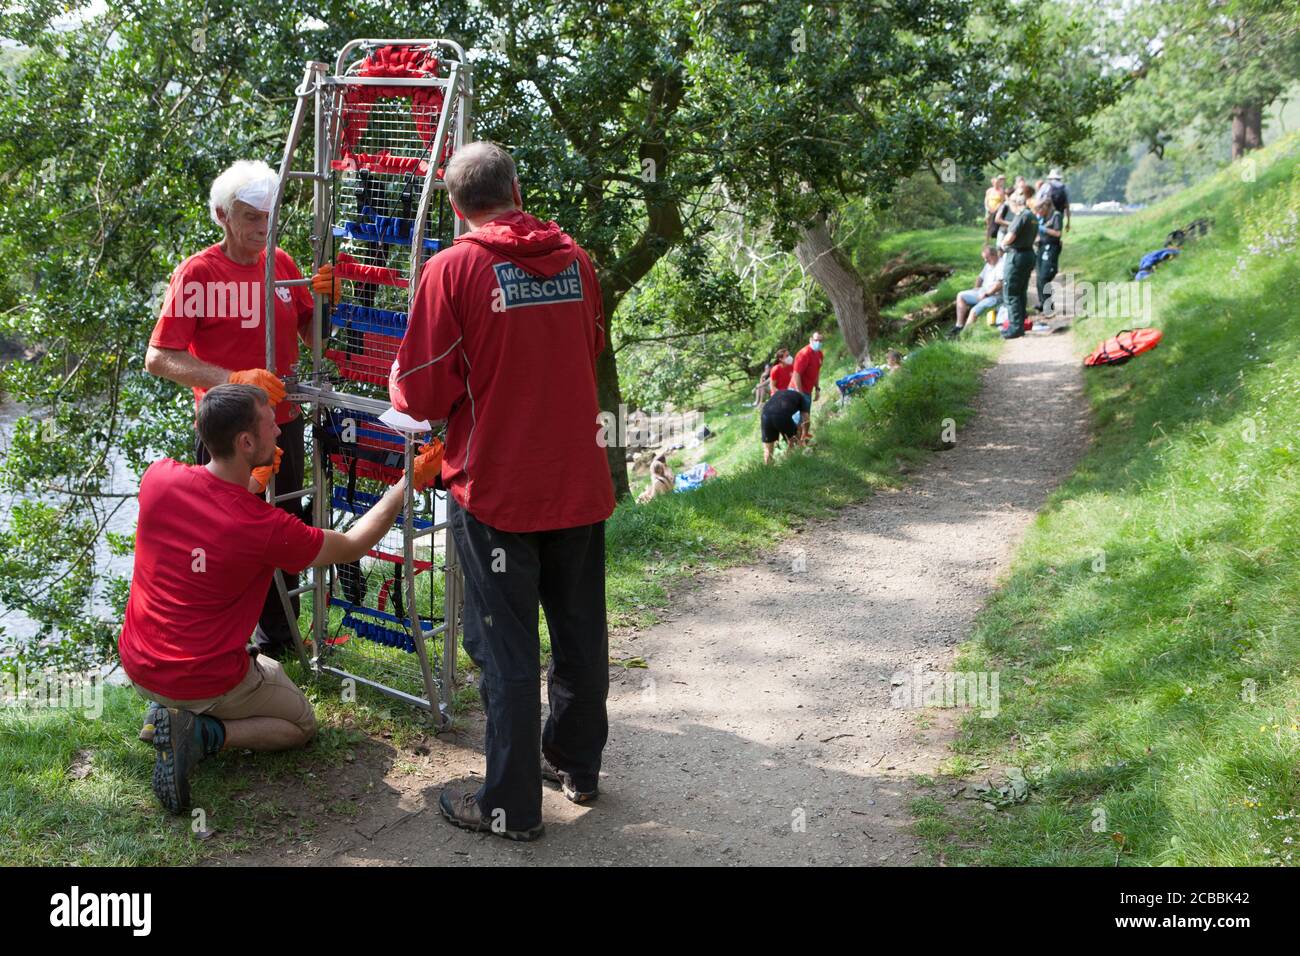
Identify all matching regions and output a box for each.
[209,160,279,227]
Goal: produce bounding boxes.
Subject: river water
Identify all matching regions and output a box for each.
[0,396,141,649]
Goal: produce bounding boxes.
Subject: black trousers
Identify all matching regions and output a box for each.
[194,414,306,655]
[448,498,609,832]
[1036,243,1061,313]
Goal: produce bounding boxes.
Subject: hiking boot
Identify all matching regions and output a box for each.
[438,788,545,842]
[138,701,164,743]
[541,755,599,804]
[150,707,201,814]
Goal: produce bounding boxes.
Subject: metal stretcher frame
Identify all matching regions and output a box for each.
[259,40,473,725]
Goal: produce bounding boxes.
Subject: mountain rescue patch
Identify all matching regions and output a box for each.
[491,260,583,310]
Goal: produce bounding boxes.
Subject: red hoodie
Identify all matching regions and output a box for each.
[389,210,615,532]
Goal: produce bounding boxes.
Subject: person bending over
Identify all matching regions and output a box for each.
[760,388,806,464]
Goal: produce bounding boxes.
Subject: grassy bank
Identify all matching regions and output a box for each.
[913,132,1300,865]
[2,250,997,866]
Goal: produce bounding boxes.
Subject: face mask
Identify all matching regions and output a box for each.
[783,355,794,365]
[811,341,823,352]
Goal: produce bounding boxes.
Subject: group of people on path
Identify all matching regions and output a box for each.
[754,331,825,464]
[107,139,1077,843]
[949,170,1070,339]
[120,142,616,842]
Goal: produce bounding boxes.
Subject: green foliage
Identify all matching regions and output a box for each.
[1079,0,1300,161]
[1069,153,1135,206]
[883,172,987,232]
[0,0,331,662]
[699,0,1120,243]
[0,0,1119,665]
[1124,145,1222,204]
[616,244,768,409]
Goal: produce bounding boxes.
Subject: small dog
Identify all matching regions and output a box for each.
[636,453,674,504]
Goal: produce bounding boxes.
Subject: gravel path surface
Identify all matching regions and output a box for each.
[220,320,1089,867]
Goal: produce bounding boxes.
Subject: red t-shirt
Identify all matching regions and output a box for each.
[150,244,314,424]
[793,345,824,392]
[770,361,793,393]
[118,459,324,699]
[390,211,615,532]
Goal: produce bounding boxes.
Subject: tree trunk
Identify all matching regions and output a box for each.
[795,215,873,362]
[594,319,631,501]
[1231,104,1263,159]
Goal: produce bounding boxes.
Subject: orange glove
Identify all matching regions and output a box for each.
[412,439,444,491]
[311,263,344,300]
[228,368,286,406]
[251,446,284,493]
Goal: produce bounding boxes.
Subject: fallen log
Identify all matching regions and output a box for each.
[896,300,958,342]
[874,259,955,307]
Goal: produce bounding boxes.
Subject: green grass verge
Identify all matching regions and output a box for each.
[1,231,998,865]
[912,132,1300,866]
[0,658,428,865]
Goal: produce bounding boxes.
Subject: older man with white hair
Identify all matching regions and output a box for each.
[144,159,341,659]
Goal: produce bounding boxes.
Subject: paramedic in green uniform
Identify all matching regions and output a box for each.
[1034,197,1064,321]
[998,191,1039,339]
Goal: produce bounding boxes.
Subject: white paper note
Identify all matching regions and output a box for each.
[379,407,432,433]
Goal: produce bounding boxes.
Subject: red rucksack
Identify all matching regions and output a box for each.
[1084,328,1162,367]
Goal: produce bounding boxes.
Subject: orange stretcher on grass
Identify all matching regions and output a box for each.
[1084,328,1162,367]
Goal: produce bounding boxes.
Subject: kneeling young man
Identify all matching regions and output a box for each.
[119,384,440,813]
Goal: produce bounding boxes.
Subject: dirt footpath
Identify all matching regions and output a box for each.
[220,322,1089,867]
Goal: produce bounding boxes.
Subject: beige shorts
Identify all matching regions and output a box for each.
[131,654,316,739]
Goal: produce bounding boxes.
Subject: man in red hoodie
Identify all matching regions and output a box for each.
[390,142,615,842]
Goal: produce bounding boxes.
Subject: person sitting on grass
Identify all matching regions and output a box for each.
[751,363,771,407]
[760,386,807,464]
[948,245,1004,338]
[635,452,674,504]
[119,383,441,815]
[885,349,903,371]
